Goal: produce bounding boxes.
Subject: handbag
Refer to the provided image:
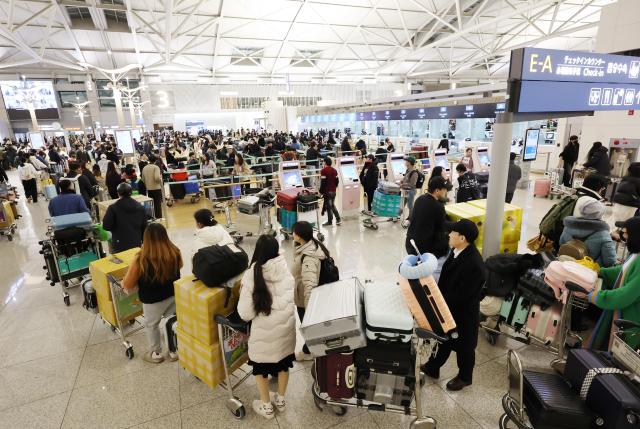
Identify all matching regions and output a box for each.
[527,234,554,253]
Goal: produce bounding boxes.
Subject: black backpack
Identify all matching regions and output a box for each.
[483,253,543,297]
[411,169,425,189]
[192,243,249,304]
[303,246,339,286]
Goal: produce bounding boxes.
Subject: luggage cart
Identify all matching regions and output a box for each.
[0,200,17,241]
[546,168,564,200]
[105,274,145,359]
[362,189,405,231]
[224,191,277,243]
[40,225,103,306]
[311,327,440,429]
[213,312,252,419]
[165,171,201,207]
[279,196,324,241]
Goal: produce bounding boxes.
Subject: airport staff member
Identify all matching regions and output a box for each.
[48,179,90,217]
[103,183,147,253]
[421,219,485,392]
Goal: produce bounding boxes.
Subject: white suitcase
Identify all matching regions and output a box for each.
[238,195,260,214]
[364,282,413,342]
[300,278,366,357]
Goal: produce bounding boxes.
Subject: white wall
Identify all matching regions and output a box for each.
[172,111,262,132]
[579,0,640,163]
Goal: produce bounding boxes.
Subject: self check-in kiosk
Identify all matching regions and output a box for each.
[475,146,491,173]
[278,161,304,190]
[387,153,407,183]
[432,149,450,178]
[337,156,360,213]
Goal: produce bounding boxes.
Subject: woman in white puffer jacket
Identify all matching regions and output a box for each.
[237,235,296,420]
[191,208,234,256]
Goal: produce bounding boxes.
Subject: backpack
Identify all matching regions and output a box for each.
[484,253,544,297]
[538,194,578,246]
[192,243,248,305]
[412,169,425,189]
[302,245,339,286]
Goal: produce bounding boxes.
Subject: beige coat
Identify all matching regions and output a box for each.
[237,255,296,363]
[140,163,162,191]
[292,240,327,308]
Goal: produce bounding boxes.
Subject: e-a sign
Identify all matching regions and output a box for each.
[510,47,640,84]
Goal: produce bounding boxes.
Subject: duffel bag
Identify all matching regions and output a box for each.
[192,243,248,305]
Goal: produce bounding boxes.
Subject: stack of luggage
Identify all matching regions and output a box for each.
[300,252,456,406]
[277,188,301,231]
[372,181,401,218]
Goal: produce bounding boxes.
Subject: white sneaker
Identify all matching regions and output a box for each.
[252,400,274,420]
[143,351,164,364]
[270,392,286,412]
[295,351,313,361]
[168,351,178,362]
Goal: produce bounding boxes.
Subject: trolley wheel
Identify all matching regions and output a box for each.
[371,224,379,230]
[232,405,246,419]
[63,295,70,306]
[128,319,136,325]
[486,331,498,346]
[190,196,197,204]
[499,414,510,429]
[111,325,117,332]
[331,406,347,416]
[166,200,174,207]
[317,233,325,242]
[125,347,134,359]
[226,397,246,419]
[7,234,12,241]
[410,417,437,429]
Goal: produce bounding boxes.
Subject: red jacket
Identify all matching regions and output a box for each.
[320,166,339,194]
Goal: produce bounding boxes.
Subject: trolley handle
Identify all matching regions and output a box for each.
[564,281,588,295]
[215,313,249,334]
[415,328,448,343]
[614,319,640,332]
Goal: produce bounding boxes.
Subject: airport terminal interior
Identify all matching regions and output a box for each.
[3,0,640,428]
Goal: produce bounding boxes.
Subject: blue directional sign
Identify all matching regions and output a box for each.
[511,47,640,84]
[515,80,640,113]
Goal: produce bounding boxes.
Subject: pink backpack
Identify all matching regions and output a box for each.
[544,261,598,303]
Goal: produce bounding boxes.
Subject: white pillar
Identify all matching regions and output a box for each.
[128,102,137,128]
[79,111,86,133]
[113,87,125,128]
[482,112,513,258]
[28,106,38,131]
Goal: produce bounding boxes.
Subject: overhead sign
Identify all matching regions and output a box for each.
[514,80,640,113]
[511,47,640,84]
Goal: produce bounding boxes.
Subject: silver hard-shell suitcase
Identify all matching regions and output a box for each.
[364,281,413,342]
[300,278,366,357]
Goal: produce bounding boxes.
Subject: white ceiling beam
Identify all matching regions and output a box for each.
[13,3,54,31]
[38,6,56,58]
[454,0,462,31]
[171,0,206,38]
[124,0,143,66]
[164,0,173,64]
[50,0,86,63]
[504,0,547,36]
[211,0,224,73]
[270,0,307,75]
[394,0,413,49]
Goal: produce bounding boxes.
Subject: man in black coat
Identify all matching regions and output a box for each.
[405,177,452,279]
[421,219,485,391]
[103,183,148,253]
[584,141,611,176]
[66,161,96,208]
[559,135,579,186]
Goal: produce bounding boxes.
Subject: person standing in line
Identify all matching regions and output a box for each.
[405,177,452,280]
[105,161,123,200]
[319,157,341,226]
[122,223,182,364]
[438,134,450,153]
[376,141,388,178]
[18,155,39,203]
[359,155,379,213]
[66,161,96,208]
[401,156,419,225]
[584,141,611,177]
[421,219,485,391]
[506,152,522,204]
[102,183,147,253]
[141,155,164,219]
[559,135,580,187]
[613,162,640,222]
[238,235,296,420]
[455,163,481,203]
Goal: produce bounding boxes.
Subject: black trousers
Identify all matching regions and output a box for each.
[424,340,475,383]
[365,188,375,211]
[22,178,38,202]
[147,189,163,219]
[323,192,340,224]
[0,165,8,182]
[505,192,514,203]
[562,163,574,187]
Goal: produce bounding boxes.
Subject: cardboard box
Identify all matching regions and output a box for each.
[174,275,241,345]
[446,201,523,244]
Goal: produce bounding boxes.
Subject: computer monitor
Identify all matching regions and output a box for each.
[545,132,555,140]
[340,161,358,182]
[280,162,303,188]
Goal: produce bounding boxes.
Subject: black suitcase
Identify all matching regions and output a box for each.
[161,314,178,354]
[354,340,413,376]
[565,349,640,429]
[81,279,98,313]
[41,241,60,284]
[516,269,556,309]
[169,183,186,200]
[522,370,594,429]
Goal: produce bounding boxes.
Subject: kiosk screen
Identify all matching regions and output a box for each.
[391,159,406,176]
[478,149,490,166]
[341,164,358,181]
[282,170,303,188]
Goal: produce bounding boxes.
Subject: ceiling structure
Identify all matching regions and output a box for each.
[0,0,617,84]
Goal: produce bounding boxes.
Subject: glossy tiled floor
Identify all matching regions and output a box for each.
[0,171,559,429]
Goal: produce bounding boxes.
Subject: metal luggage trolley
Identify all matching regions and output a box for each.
[0,192,17,241]
[105,274,145,359]
[546,168,565,200]
[213,312,252,419]
[165,170,201,207]
[224,190,277,244]
[40,217,104,306]
[294,196,325,242]
[362,189,405,231]
[311,327,441,429]
[482,282,586,369]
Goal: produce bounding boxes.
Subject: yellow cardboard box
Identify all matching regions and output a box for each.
[90,248,141,327]
[174,275,241,346]
[177,328,225,389]
[467,199,523,242]
[477,240,519,256]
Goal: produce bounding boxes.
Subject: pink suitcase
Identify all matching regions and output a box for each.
[525,303,562,345]
[544,261,597,303]
[534,178,551,197]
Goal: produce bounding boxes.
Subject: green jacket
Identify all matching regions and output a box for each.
[590,255,640,350]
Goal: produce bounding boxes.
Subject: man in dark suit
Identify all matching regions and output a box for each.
[421,219,485,391]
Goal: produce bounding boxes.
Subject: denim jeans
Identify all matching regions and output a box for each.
[404,188,416,219]
[324,192,340,224]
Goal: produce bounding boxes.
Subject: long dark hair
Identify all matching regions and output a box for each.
[193,208,218,226]
[251,235,279,316]
[292,221,330,258]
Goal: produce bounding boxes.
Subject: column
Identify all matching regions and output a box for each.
[482,112,513,258]
[85,76,101,134]
[113,86,126,128]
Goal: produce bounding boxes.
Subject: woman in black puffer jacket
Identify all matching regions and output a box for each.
[613,162,640,222]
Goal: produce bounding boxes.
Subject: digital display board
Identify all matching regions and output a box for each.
[511,47,640,84]
[391,159,406,176]
[340,164,358,181]
[513,80,640,113]
[115,130,134,155]
[29,132,45,149]
[523,129,540,161]
[0,80,57,109]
